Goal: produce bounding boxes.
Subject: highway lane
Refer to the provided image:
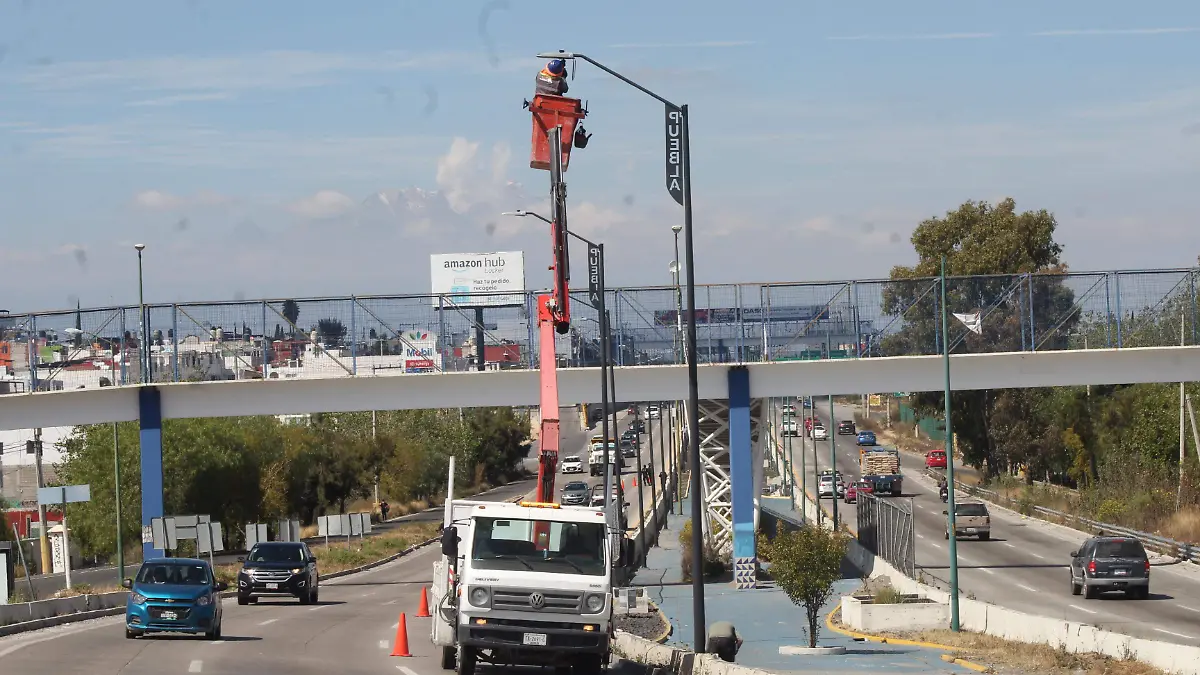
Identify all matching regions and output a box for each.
[776,397,1200,647]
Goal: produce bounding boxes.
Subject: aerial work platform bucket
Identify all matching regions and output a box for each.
[529,95,586,171]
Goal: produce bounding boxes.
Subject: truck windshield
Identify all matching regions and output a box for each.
[471,517,606,576]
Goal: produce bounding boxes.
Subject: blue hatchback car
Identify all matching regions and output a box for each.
[124,558,228,639]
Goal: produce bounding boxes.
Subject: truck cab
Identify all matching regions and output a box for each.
[588,443,617,476]
[432,500,612,675]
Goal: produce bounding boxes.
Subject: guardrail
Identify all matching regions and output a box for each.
[924,467,1199,564]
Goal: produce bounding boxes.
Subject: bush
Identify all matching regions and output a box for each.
[873,585,905,605]
[679,519,726,582]
[761,522,847,648]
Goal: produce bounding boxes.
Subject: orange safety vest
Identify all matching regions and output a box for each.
[539,67,564,81]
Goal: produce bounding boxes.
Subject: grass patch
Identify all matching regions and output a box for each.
[884,628,1165,675]
[49,583,123,599]
[872,586,905,605]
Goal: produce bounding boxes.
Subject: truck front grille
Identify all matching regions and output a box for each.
[491,587,583,613]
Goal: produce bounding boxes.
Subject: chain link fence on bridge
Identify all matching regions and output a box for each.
[856,492,916,578]
[1,268,1197,394]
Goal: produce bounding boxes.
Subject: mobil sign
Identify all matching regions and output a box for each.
[403,331,441,373]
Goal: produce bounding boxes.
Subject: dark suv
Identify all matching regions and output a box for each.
[837,420,856,435]
[237,542,320,605]
[1069,536,1150,599]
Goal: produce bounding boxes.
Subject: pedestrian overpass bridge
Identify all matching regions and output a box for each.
[4,345,1198,588]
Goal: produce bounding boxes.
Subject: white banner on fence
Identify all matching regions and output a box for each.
[430,251,525,308]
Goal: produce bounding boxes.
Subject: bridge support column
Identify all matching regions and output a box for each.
[139,387,165,560]
[728,366,756,589]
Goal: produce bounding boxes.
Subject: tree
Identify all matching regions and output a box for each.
[282,300,300,337]
[315,318,347,346]
[465,408,531,484]
[879,198,1078,478]
[761,523,847,648]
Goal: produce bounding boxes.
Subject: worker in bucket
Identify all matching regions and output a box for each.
[535,58,570,96]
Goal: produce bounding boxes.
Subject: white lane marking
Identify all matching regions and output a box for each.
[380,640,390,649]
[1017,584,1039,593]
[1004,542,1017,549]
[308,605,328,612]
[384,599,399,605]
[915,533,925,539]
[392,621,400,629]
[258,618,277,626]
[1028,552,1046,560]
[398,666,420,675]
[1068,604,1098,615]
[977,566,996,576]
[1155,628,1197,640]
[0,618,116,658]
[189,660,203,673]
[929,542,943,549]
[1179,604,1200,613]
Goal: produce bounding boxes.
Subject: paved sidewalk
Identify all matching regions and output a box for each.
[631,498,975,674]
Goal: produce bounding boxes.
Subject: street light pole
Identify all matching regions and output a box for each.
[113,421,124,580]
[671,224,684,363]
[535,51,704,649]
[940,255,961,631]
[134,244,147,384]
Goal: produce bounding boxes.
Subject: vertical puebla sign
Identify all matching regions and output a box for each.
[586,243,602,309]
[664,104,683,205]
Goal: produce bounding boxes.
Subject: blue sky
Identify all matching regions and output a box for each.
[1,0,1199,311]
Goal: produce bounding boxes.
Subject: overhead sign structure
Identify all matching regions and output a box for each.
[37,484,91,590]
[664,104,684,205]
[430,251,526,308]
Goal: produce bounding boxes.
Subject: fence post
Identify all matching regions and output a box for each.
[260,301,268,379]
[525,292,536,369]
[1114,272,1124,348]
[120,309,127,385]
[762,284,771,362]
[349,296,358,376]
[1190,269,1197,346]
[933,279,941,355]
[1027,274,1036,351]
[438,295,448,370]
[1104,273,1114,348]
[29,315,38,391]
[852,281,861,357]
[1017,275,1026,351]
[172,305,180,382]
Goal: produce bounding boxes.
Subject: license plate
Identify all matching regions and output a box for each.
[965,528,976,533]
[266,583,279,589]
[522,633,548,646]
[161,611,177,620]
[1114,569,1129,576]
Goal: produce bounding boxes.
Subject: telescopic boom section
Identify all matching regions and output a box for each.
[535,294,562,504]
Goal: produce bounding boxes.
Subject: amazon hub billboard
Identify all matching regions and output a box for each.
[430,251,526,308]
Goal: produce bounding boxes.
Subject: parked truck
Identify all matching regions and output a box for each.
[860,448,903,496]
[431,459,615,675]
[588,442,617,476]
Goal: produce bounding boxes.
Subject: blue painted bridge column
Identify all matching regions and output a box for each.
[728,366,756,589]
[140,387,166,560]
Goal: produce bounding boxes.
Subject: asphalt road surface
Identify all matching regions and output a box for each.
[776,397,1200,647]
[0,408,670,675]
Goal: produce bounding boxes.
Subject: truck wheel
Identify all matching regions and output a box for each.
[457,645,476,675]
[441,646,456,670]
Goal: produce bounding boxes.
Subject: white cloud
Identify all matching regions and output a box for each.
[126,92,234,107]
[131,189,230,211]
[287,190,356,219]
[435,137,519,215]
[1030,27,1197,37]
[4,50,528,99]
[607,41,756,49]
[827,33,995,42]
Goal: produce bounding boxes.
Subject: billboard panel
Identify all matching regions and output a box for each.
[430,251,525,308]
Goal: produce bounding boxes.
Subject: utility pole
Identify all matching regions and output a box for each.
[113,422,124,581]
[1179,313,1186,511]
[372,410,380,507]
[33,428,51,573]
[940,255,962,632]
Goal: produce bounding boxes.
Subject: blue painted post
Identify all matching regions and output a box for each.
[139,387,165,560]
[1114,273,1124,348]
[172,305,180,382]
[1028,274,1036,351]
[727,366,756,589]
[1104,274,1113,348]
[349,296,358,375]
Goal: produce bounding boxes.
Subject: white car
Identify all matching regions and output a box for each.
[812,425,828,441]
[781,420,799,437]
[648,405,660,419]
[560,455,584,474]
[818,475,836,498]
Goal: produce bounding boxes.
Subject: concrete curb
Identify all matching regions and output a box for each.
[824,605,992,673]
[648,600,672,644]
[613,629,778,675]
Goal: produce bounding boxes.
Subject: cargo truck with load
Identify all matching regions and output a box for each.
[589,442,617,476]
[431,459,616,675]
[860,448,903,496]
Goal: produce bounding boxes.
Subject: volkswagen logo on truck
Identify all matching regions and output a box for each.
[528,592,545,610]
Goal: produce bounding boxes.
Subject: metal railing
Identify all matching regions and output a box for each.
[1,267,1197,394]
[926,468,1199,564]
[856,492,916,577]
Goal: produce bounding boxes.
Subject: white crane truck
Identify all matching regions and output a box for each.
[431,459,616,675]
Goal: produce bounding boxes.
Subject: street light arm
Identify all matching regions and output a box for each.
[536,51,678,108]
[501,210,597,247]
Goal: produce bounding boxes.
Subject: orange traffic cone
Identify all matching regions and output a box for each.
[633,475,639,488]
[390,613,412,657]
[416,587,432,618]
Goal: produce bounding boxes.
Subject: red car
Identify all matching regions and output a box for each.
[926,451,947,469]
[845,480,875,504]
